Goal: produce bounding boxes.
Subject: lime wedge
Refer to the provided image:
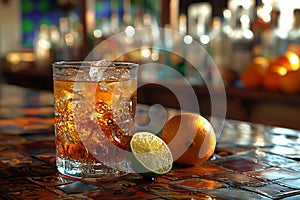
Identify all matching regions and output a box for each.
[129,132,173,176]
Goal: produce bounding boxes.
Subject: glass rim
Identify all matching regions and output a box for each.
[52,61,138,69]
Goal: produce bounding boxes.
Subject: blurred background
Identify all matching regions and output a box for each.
[1,0,300,129]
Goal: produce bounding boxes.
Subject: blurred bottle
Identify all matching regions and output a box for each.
[260,9,287,59]
[110,12,120,34]
[122,0,132,29]
[69,14,83,60]
[208,9,233,85]
[251,5,270,57]
[34,24,52,67]
[55,17,72,61]
[178,14,187,35]
[90,17,110,52]
[197,15,210,49]
[101,18,111,38]
[287,9,300,57]
[230,6,254,75]
[169,34,186,76]
[49,25,60,50]
[54,16,83,61]
[134,6,143,28]
[176,14,188,76]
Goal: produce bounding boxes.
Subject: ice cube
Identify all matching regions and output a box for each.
[91,59,114,67]
[88,59,115,81]
[119,69,131,81]
[88,59,131,82]
[89,66,103,81]
[102,68,130,82]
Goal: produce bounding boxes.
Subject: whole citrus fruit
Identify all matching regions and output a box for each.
[279,71,300,94]
[250,57,269,73]
[241,68,264,89]
[270,55,292,71]
[161,113,216,165]
[240,57,269,89]
[262,72,281,91]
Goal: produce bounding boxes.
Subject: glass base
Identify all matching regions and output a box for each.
[56,156,131,179]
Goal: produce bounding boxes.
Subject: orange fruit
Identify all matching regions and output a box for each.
[240,57,269,89]
[262,72,281,91]
[279,71,300,94]
[271,55,292,70]
[241,68,264,89]
[268,64,288,76]
[250,57,269,73]
[269,53,299,73]
[285,51,300,71]
[161,113,216,165]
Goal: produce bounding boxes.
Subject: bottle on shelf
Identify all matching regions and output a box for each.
[230,6,254,75]
[34,24,52,68]
[260,9,287,59]
[184,3,212,85]
[250,5,271,57]
[208,9,233,85]
[54,17,72,61]
[178,14,187,35]
[53,15,83,61]
[110,12,120,34]
[68,14,83,60]
[287,9,300,57]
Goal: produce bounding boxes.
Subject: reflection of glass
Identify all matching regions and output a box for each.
[52,61,138,179]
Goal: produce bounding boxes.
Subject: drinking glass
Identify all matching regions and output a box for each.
[52,60,138,179]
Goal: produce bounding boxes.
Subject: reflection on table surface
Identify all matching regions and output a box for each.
[0,84,300,199]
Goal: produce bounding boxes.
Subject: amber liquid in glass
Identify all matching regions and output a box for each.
[54,79,136,178]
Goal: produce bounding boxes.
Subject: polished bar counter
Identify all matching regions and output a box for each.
[0,84,300,199]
